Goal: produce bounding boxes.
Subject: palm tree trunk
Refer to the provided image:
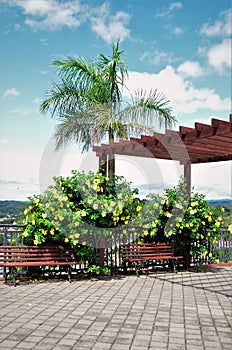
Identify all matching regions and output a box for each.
[108,129,115,179]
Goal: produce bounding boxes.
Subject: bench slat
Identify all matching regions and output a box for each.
[121,242,183,274]
[0,245,82,285]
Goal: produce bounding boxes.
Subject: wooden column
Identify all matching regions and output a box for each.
[99,152,107,176]
[184,160,191,194]
[184,160,191,269]
[98,152,107,268]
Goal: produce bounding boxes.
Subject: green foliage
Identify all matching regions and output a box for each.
[88,265,111,276]
[17,173,225,265]
[17,170,143,254]
[139,178,225,262]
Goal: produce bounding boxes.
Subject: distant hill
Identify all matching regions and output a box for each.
[0,200,27,219]
[208,199,232,207]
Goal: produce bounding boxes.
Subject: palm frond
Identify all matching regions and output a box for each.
[121,89,177,130]
[54,110,94,151]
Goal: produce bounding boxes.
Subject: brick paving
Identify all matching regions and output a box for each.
[0,266,231,350]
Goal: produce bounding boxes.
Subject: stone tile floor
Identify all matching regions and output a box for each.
[0,266,231,349]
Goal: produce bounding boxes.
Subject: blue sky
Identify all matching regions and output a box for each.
[0,0,231,201]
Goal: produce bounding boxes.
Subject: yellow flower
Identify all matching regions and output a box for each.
[229,224,232,234]
[59,215,64,221]
[50,228,55,236]
[42,213,47,219]
[136,205,142,212]
[64,237,69,243]
[123,229,127,234]
[75,221,80,227]
[42,229,47,235]
[221,207,225,212]
[93,204,98,210]
[24,208,29,215]
[209,252,212,258]
[82,241,86,245]
[207,232,211,237]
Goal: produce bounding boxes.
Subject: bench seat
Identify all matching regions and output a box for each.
[0,245,81,285]
[121,242,183,275]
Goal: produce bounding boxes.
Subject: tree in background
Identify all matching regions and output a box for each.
[40,41,176,178]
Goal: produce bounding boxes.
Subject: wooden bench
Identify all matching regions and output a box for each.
[0,245,81,285]
[121,242,183,275]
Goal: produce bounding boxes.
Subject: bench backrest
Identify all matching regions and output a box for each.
[121,242,175,260]
[0,245,76,265]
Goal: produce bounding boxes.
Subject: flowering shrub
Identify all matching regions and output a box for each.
[18,173,225,266]
[139,178,225,264]
[18,170,144,253]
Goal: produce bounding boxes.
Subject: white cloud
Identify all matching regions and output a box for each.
[156,2,183,18]
[90,3,131,44]
[200,8,232,37]
[6,0,87,31]
[177,61,204,78]
[0,138,11,145]
[124,65,231,115]
[207,38,232,74]
[33,97,42,104]
[173,26,183,36]
[2,88,20,97]
[40,38,48,45]
[192,162,232,200]
[140,50,177,66]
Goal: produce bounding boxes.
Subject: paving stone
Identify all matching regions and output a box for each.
[0,266,231,350]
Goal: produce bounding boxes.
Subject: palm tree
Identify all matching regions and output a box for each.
[40,41,176,178]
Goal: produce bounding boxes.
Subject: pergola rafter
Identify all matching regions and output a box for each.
[93,114,232,193]
[94,114,232,164]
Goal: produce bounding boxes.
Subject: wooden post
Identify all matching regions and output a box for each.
[184,160,191,269]
[184,160,191,194]
[99,152,107,176]
[98,152,107,268]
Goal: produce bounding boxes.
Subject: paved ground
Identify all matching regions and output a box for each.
[0,266,231,350]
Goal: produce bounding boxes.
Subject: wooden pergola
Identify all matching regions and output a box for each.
[93,114,232,193]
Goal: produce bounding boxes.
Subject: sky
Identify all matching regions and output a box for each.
[0,0,231,201]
